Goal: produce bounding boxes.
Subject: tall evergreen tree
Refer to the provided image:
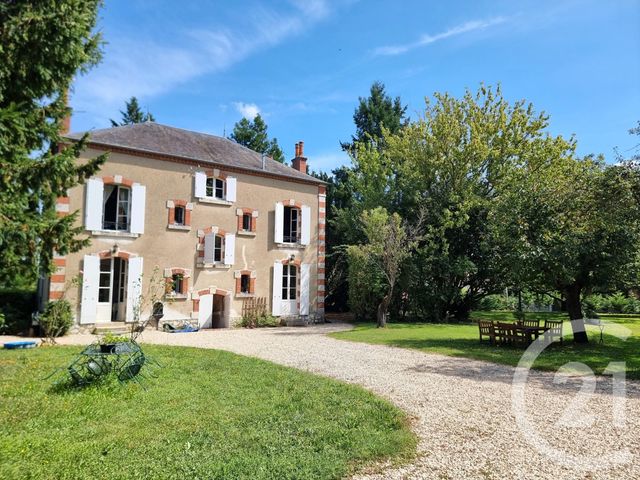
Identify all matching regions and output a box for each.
[340,81,407,153]
[110,96,155,126]
[230,114,285,163]
[0,0,107,285]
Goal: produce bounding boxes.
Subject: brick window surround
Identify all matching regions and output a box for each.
[164,267,191,298]
[236,208,258,233]
[234,269,256,295]
[167,200,193,229]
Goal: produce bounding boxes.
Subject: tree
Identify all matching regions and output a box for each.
[110,96,155,126]
[348,207,423,327]
[0,0,107,285]
[230,114,284,163]
[340,81,407,153]
[492,155,640,343]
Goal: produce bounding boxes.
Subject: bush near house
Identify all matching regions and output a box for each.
[0,288,36,334]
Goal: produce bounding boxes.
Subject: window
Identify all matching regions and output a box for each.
[174,206,185,225]
[214,235,223,262]
[98,259,111,302]
[240,274,250,294]
[242,213,252,231]
[206,177,225,199]
[172,274,184,295]
[282,264,297,300]
[103,185,130,231]
[283,206,299,243]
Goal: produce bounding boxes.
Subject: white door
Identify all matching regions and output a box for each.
[96,258,129,322]
[96,258,113,322]
[198,294,213,328]
[280,264,298,316]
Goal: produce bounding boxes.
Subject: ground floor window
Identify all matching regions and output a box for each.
[172,274,185,294]
[282,264,296,300]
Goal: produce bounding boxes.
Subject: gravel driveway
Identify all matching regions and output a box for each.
[10,323,640,479]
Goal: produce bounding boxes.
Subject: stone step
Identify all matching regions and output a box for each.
[285,316,309,327]
[92,322,130,335]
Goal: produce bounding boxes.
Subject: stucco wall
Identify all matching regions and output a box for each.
[58,147,321,326]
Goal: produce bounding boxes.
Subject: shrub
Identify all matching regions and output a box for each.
[39,300,73,339]
[0,288,36,334]
[239,313,279,328]
[0,312,5,333]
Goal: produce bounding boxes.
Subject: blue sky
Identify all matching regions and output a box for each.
[71,0,640,173]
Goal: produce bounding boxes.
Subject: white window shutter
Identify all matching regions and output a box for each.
[274,202,284,244]
[272,262,283,316]
[300,205,311,246]
[80,255,99,324]
[300,263,310,315]
[224,233,235,265]
[204,233,215,264]
[226,177,237,202]
[85,178,103,231]
[194,171,206,198]
[130,184,146,234]
[198,294,213,328]
[126,256,143,323]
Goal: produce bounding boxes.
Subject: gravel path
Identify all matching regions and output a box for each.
[5,324,639,479]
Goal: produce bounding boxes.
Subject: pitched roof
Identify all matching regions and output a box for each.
[65,122,323,184]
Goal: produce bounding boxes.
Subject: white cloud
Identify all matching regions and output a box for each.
[233,102,261,119]
[374,17,508,56]
[73,1,334,116]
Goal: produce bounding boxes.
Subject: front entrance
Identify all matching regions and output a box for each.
[212,294,225,328]
[197,290,230,328]
[96,257,128,322]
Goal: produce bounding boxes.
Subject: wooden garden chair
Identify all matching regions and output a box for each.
[543,319,563,345]
[478,320,496,344]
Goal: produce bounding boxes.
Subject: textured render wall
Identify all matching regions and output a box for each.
[59,148,320,325]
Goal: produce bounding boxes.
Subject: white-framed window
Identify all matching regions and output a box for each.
[195,171,236,203]
[214,235,223,262]
[282,264,297,300]
[85,178,146,235]
[206,177,225,199]
[203,231,235,266]
[274,202,310,245]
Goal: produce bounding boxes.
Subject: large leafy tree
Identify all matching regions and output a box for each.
[110,96,155,126]
[230,114,284,163]
[492,155,640,343]
[0,0,107,285]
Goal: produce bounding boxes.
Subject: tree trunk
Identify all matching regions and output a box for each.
[564,283,589,344]
[377,294,390,328]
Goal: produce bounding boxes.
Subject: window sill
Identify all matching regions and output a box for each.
[235,292,256,298]
[197,197,233,206]
[199,262,231,269]
[237,231,256,237]
[275,242,306,249]
[91,230,139,238]
[168,224,191,231]
[165,293,188,300]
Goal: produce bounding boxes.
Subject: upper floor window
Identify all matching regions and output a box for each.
[213,234,223,262]
[103,185,130,231]
[274,201,310,246]
[174,206,185,226]
[206,177,225,199]
[202,229,235,266]
[283,206,299,243]
[195,171,236,204]
[85,177,146,235]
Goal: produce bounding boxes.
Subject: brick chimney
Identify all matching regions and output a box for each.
[60,90,71,135]
[291,141,307,173]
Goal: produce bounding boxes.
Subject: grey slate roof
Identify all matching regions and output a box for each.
[66,122,323,184]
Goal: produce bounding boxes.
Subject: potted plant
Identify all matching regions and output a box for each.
[99,332,129,353]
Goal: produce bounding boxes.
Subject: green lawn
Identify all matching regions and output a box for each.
[331,311,640,379]
[0,345,415,480]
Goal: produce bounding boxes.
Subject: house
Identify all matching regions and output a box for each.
[48,122,326,331]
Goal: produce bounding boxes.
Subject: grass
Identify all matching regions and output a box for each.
[330,311,640,379]
[0,345,416,480]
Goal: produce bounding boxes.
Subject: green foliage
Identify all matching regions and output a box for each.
[0,346,415,479]
[239,312,279,328]
[0,313,5,334]
[230,114,285,163]
[0,1,107,282]
[347,245,385,320]
[109,96,155,126]
[341,81,407,153]
[99,332,129,344]
[0,288,36,334]
[39,300,73,338]
[583,292,640,314]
